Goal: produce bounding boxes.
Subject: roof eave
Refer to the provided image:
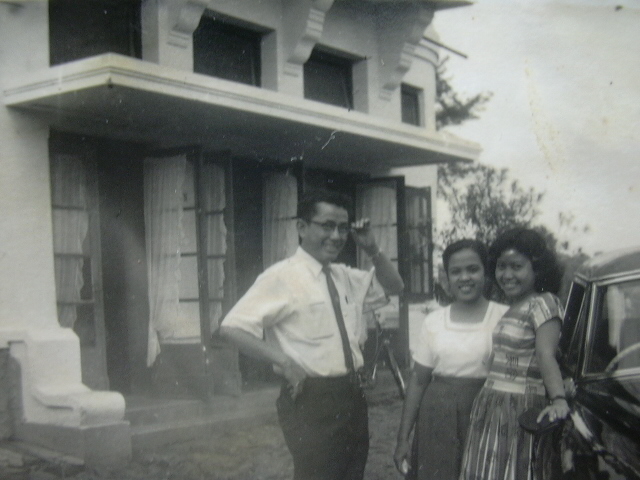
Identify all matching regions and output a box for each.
[2,54,480,172]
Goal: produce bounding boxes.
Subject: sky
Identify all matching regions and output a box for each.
[432,0,640,255]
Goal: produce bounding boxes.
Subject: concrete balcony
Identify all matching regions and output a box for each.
[2,53,479,172]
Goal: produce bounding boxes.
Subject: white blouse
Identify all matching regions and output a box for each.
[412,301,509,378]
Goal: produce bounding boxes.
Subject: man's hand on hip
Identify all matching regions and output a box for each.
[282,357,307,400]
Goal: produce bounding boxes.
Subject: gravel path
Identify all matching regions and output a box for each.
[1,393,404,480]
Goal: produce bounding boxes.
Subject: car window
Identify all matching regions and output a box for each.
[562,282,587,374]
[585,279,640,375]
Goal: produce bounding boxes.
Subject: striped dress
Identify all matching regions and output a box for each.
[459,293,564,480]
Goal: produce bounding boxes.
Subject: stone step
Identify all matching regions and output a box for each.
[0,440,84,478]
[128,387,280,454]
[125,396,205,427]
[127,375,402,455]
[130,410,278,454]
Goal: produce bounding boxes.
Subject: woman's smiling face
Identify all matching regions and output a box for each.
[446,248,486,304]
[495,248,536,303]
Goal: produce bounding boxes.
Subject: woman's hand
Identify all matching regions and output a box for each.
[537,397,570,424]
[535,319,570,424]
[394,364,431,477]
[393,439,411,476]
[563,377,576,397]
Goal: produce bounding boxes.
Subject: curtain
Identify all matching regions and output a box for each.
[202,162,227,332]
[356,183,398,269]
[144,155,186,366]
[262,172,298,269]
[51,154,89,329]
[356,182,399,328]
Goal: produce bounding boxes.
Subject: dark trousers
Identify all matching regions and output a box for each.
[276,376,369,480]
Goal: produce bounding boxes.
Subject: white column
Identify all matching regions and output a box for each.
[0,0,57,330]
[0,2,128,464]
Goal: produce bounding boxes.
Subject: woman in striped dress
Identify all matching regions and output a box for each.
[459,228,570,480]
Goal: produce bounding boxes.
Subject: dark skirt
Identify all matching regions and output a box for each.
[410,375,486,480]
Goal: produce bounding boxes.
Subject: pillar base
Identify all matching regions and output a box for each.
[14,420,131,467]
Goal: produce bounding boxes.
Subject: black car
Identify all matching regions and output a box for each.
[536,247,640,479]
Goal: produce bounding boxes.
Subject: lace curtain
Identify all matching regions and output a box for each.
[356,183,398,270]
[144,155,186,366]
[356,183,399,328]
[262,172,298,269]
[51,154,89,328]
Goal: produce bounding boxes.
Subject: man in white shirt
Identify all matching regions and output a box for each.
[220,190,404,480]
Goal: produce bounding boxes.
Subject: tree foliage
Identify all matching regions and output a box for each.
[436,161,591,303]
[437,162,543,247]
[433,58,590,302]
[436,57,492,130]
[437,162,589,256]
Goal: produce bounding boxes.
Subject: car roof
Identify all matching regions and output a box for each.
[575,246,640,282]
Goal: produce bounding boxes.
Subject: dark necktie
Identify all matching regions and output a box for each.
[322,265,355,374]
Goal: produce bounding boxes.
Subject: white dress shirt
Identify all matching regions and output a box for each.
[221,247,388,377]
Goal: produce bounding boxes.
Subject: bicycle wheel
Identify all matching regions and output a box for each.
[384,345,406,399]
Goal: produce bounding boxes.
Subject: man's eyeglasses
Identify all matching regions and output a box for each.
[308,220,351,235]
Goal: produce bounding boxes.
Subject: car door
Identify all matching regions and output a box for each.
[556,278,640,480]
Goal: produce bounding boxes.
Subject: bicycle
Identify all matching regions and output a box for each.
[360,316,407,399]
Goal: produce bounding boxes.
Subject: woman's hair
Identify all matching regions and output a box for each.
[488,228,562,294]
[443,239,489,274]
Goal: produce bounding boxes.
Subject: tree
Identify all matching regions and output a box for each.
[437,161,543,248]
[433,59,590,303]
[436,57,492,130]
[434,58,589,256]
[436,162,591,303]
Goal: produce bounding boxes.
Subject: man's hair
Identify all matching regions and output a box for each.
[297,190,353,222]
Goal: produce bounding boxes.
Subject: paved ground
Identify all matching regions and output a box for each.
[1,393,404,480]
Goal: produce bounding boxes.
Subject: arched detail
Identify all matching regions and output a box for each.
[174,0,209,33]
[376,3,434,100]
[168,0,209,48]
[283,0,335,77]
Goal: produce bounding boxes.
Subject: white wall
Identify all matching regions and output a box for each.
[140,0,439,128]
[0,1,58,329]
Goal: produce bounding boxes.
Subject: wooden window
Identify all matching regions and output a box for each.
[146,152,229,342]
[405,186,433,300]
[304,49,354,109]
[50,141,109,390]
[198,158,228,336]
[49,0,141,66]
[193,16,262,86]
[401,84,422,126]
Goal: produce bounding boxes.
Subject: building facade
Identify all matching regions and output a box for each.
[0,0,478,465]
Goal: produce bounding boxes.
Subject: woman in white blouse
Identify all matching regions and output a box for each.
[394,239,508,480]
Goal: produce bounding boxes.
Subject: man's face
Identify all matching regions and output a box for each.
[298,201,350,265]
